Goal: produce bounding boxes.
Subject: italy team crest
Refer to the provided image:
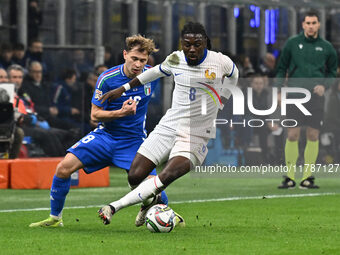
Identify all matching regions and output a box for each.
[144,83,151,96]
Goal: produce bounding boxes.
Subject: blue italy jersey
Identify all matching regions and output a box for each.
[92,64,157,139]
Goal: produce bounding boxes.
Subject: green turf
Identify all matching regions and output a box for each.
[0,168,340,255]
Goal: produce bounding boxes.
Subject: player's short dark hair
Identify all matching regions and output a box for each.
[303,10,319,21]
[181,22,207,38]
[181,22,211,50]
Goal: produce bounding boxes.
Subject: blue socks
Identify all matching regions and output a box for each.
[50,175,71,217]
[160,191,168,205]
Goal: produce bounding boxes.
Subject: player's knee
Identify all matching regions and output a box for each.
[287,133,299,141]
[307,133,319,141]
[55,161,72,179]
[307,129,319,141]
[127,171,143,186]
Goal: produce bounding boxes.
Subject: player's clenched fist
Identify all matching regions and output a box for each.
[121,99,136,116]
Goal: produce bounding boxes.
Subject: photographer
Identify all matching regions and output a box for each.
[0,68,24,158]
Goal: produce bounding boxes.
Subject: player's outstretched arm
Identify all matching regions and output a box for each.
[100,64,169,104]
[100,78,142,104]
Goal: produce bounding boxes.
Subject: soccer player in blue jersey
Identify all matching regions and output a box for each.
[29,35,169,227]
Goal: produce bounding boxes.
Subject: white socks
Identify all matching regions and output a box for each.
[110,176,164,212]
[129,178,153,206]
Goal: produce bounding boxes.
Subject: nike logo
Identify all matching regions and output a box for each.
[174,73,183,76]
[138,193,143,200]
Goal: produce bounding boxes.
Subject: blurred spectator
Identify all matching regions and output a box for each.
[28,0,43,40]
[259,53,276,78]
[145,55,163,134]
[237,54,255,78]
[8,64,66,157]
[0,67,24,159]
[0,43,14,70]
[70,50,93,82]
[94,64,108,76]
[267,87,285,164]
[104,46,116,68]
[24,39,50,79]
[83,71,97,128]
[247,74,271,163]
[12,43,26,67]
[0,68,8,82]
[52,69,88,133]
[21,61,52,120]
[147,55,155,66]
[323,80,340,160]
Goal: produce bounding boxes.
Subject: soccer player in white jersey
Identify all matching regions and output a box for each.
[98,22,239,226]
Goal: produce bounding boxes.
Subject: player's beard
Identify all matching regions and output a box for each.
[186,58,200,66]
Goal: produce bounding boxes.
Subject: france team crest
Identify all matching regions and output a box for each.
[144,83,151,96]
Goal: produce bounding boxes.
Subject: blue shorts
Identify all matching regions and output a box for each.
[67,128,157,175]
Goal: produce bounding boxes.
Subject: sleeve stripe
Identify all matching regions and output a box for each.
[226,63,235,78]
[96,68,120,89]
[159,64,171,76]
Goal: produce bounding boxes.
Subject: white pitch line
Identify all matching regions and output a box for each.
[171,192,337,204]
[0,192,337,213]
[0,193,338,213]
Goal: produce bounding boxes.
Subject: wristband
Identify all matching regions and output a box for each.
[123,83,131,91]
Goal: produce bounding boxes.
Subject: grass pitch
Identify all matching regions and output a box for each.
[1,168,340,255]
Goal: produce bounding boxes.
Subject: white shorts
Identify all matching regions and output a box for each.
[138,125,209,166]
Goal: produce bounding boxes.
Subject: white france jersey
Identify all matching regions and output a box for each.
[158,49,237,138]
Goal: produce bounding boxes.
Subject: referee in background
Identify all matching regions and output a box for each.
[276,10,338,189]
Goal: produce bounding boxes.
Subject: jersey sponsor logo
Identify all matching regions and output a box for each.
[205,70,216,80]
[315,47,323,51]
[298,44,303,49]
[144,83,152,96]
[95,89,103,100]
